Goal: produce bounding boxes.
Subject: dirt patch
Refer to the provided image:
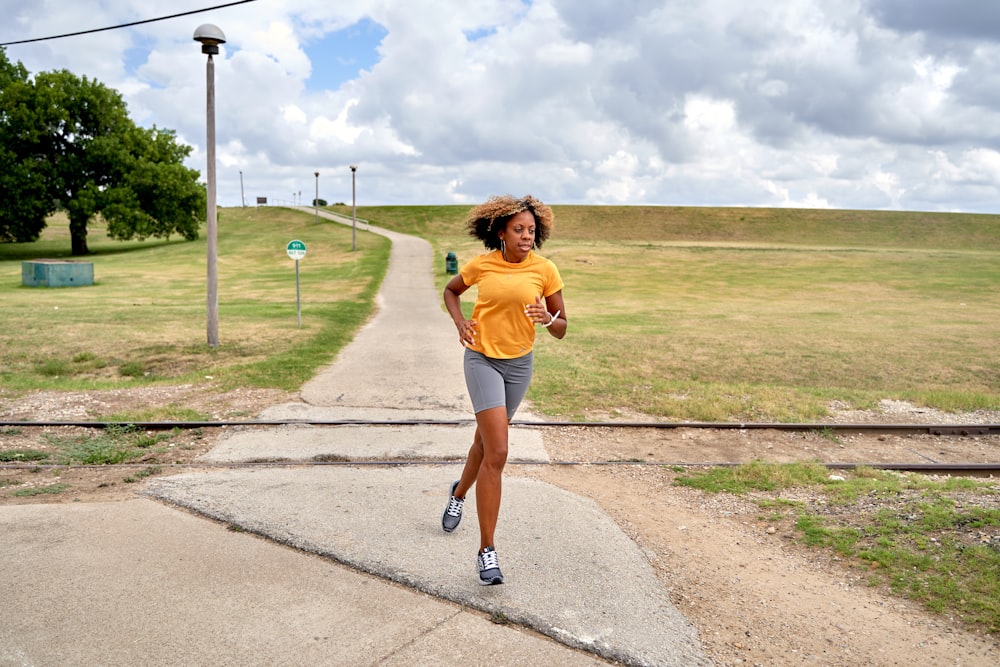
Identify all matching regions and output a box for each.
[528,426,1000,666]
[1,387,998,665]
[0,386,292,504]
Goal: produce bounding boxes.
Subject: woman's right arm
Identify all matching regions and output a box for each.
[444,275,477,347]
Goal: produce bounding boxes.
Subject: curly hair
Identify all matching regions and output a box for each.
[465,195,554,250]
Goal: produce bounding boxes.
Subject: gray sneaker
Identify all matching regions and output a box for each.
[477,546,504,585]
[441,480,464,533]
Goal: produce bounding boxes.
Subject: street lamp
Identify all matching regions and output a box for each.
[314,171,319,224]
[194,23,225,349]
[350,165,357,251]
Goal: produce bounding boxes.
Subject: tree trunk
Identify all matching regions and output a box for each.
[69,211,90,256]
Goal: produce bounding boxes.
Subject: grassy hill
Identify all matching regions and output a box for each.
[333,204,1000,250]
[334,204,1000,421]
[2,204,998,421]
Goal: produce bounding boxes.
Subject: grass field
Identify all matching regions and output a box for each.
[2,204,999,422]
[332,204,1000,421]
[0,208,390,398]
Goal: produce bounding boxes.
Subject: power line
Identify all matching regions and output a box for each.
[0,0,258,47]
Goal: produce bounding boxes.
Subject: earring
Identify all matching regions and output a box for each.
[500,239,506,256]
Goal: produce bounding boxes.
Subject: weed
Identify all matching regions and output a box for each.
[815,427,841,444]
[35,358,72,377]
[0,449,50,462]
[118,361,147,378]
[489,611,510,625]
[71,440,135,465]
[124,466,162,483]
[39,424,175,466]
[14,483,69,497]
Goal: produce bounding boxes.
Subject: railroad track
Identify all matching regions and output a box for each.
[2,419,998,476]
[2,418,999,436]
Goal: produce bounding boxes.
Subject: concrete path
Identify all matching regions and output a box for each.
[1,209,709,666]
[1,499,607,667]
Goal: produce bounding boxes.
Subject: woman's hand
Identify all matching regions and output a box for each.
[456,319,478,347]
[523,296,552,326]
[444,274,476,347]
[527,292,567,339]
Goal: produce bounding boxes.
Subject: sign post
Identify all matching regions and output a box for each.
[286,240,307,327]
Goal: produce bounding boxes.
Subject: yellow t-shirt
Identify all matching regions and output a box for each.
[460,250,564,359]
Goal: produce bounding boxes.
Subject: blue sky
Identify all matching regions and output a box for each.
[302,18,386,93]
[4,0,1000,213]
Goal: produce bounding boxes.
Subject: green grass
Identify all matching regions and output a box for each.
[675,462,1000,634]
[1,207,390,403]
[673,459,832,493]
[333,204,1000,421]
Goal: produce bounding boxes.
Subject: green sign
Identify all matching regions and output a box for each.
[286,239,306,260]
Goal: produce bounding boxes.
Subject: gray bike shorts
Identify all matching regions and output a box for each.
[463,348,534,420]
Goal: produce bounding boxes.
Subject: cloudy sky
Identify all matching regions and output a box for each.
[4,0,1000,212]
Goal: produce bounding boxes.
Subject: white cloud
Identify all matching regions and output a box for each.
[3,0,1000,211]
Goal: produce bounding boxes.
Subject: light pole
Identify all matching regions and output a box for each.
[194,23,225,349]
[239,170,245,207]
[350,165,357,251]
[314,171,319,224]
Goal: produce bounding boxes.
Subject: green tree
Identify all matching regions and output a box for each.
[0,48,205,255]
[0,49,52,244]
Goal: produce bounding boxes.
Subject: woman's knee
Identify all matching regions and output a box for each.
[482,443,508,470]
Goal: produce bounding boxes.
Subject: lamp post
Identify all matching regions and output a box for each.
[314,171,319,224]
[350,165,357,251]
[194,23,225,349]
[239,170,245,207]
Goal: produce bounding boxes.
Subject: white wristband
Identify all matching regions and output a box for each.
[540,309,560,328]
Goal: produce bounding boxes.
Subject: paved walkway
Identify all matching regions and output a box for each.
[0,210,709,666]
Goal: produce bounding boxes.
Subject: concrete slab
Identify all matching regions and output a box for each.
[144,467,710,666]
[0,499,608,666]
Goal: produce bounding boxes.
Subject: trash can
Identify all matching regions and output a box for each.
[445,252,458,275]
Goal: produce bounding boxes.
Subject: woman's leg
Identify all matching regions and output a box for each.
[454,427,484,498]
[454,349,528,549]
[471,405,509,551]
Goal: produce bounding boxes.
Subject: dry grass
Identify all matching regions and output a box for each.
[338,204,1000,421]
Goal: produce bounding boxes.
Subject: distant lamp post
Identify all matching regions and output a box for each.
[314,171,319,224]
[350,165,357,251]
[194,23,226,349]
